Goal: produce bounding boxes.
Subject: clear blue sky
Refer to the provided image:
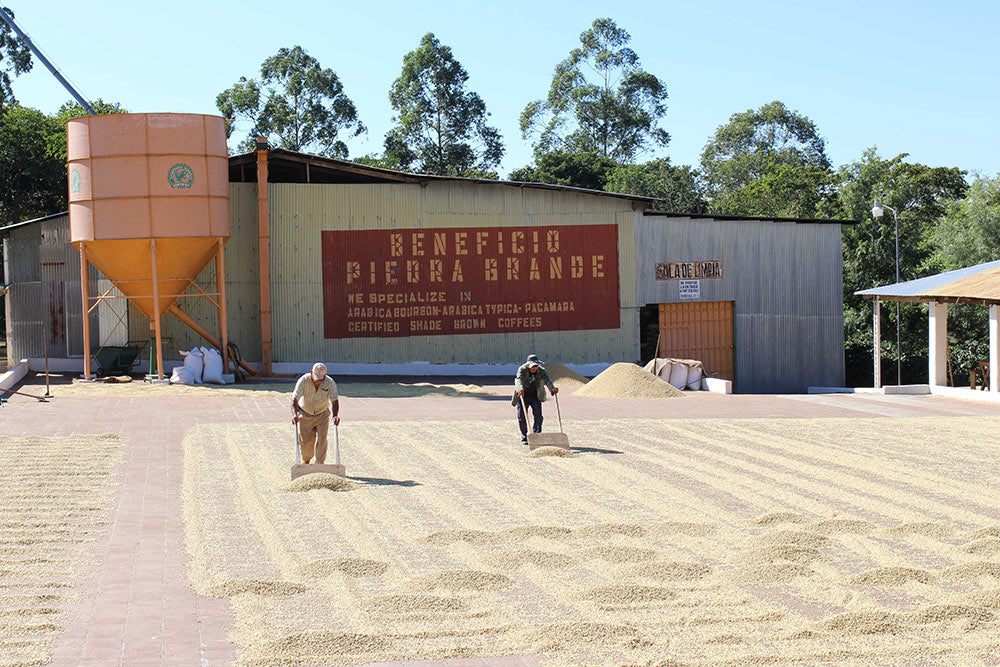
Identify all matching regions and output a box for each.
[7,0,999,177]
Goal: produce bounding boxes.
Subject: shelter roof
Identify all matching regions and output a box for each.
[856,259,1000,305]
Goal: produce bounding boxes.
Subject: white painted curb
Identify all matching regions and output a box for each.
[0,359,29,392]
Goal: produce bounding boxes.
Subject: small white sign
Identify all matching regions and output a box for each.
[679,279,700,300]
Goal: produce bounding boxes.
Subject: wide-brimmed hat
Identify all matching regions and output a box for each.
[311,362,327,379]
[526,354,541,368]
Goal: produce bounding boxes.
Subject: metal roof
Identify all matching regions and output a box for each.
[229,148,656,206]
[643,210,855,225]
[856,259,1000,304]
[0,211,68,235]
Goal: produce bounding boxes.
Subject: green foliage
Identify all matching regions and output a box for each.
[217,46,365,157]
[822,148,968,385]
[0,9,31,108]
[49,99,126,163]
[520,18,669,162]
[605,158,704,213]
[508,150,616,191]
[929,174,1000,270]
[0,104,63,225]
[701,101,831,217]
[383,33,503,176]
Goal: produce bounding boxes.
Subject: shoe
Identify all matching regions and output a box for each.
[520,438,528,444]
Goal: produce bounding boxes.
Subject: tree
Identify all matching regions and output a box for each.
[606,158,704,213]
[383,33,503,176]
[50,99,127,162]
[520,18,669,162]
[701,101,831,217]
[0,8,31,108]
[0,104,63,225]
[216,46,365,157]
[508,150,616,191]
[929,174,1000,270]
[822,148,968,386]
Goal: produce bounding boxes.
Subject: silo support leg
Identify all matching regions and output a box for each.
[150,239,164,380]
[79,243,91,380]
[216,239,229,373]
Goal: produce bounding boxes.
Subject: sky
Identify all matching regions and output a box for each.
[5,0,999,178]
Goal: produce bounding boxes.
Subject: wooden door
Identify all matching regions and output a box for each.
[657,301,735,382]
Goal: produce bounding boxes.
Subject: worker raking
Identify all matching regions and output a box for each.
[290,362,345,480]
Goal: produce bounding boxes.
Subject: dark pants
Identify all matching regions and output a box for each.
[516,393,543,439]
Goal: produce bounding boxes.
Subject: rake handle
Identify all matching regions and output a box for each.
[554,391,563,433]
[334,421,341,465]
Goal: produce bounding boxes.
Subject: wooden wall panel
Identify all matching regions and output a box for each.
[658,301,735,382]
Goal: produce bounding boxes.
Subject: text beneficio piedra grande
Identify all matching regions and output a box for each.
[321,225,621,338]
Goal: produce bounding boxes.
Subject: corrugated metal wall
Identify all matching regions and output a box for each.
[4,214,99,361]
[637,216,845,393]
[267,182,640,365]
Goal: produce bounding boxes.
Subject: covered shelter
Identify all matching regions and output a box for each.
[857,259,1000,392]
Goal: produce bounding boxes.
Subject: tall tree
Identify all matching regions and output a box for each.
[520,18,669,162]
[0,104,62,225]
[822,148,968,386]
[383,33,503,176]
[606,158,704,213]
[216,46,365,157]
[508,150,616,191]
[929,174,1000,271]
[701,101,832,217]
[0,8,31,108]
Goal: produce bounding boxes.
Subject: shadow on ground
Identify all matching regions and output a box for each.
[348,476,422,487]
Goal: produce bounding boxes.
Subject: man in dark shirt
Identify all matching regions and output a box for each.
[511,354,559,443]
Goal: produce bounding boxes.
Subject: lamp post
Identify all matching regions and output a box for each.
[872,197,901,385]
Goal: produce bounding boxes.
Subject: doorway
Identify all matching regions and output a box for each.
[652,301,735,383]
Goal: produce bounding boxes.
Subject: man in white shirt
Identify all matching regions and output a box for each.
[291,362,340,464]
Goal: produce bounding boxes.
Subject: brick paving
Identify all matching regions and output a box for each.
[3,373,1000,666]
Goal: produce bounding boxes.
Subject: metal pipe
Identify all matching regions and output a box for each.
[0,7,96,115]
[256,143,272,376]
[42,332,50,397]
[216,238,229,373]
[149,239,164,380]
[79,243,91,380]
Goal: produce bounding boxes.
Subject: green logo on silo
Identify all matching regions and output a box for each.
[167,163,194,189]
[70,168,81,193]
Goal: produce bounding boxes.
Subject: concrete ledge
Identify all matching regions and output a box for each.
[883,384,931,395]
[701,377,732,394]
[929,384,1000,403]
[0,359,29,392]
[808,386,885,394]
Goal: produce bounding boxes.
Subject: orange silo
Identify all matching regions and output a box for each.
[68,113,230,380]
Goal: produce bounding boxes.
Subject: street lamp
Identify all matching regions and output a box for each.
[872,197,901,385]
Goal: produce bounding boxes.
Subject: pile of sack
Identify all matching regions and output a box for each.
[642,357,705,391]
[170,347,227,385]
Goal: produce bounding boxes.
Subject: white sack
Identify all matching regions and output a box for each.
[170,366,194,385]
[667,362,689,389]
[202,347,225,384]
[685,365,703,390]
[181,348,204,384]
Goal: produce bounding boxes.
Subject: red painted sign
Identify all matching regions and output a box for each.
[322,224,620,338]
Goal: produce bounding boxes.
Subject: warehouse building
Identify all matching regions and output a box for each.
[2,148,846,393]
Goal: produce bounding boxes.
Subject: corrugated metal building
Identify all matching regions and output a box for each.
[2,149,847,392]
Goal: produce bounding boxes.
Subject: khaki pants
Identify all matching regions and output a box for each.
[297,409,330,463]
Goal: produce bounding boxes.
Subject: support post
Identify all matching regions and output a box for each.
[256,142,272,377]
[990,304,999,393]
[149,239,164,380]
[79,243,91,380]
[928,302,948,387]
[215,238,229,373]
[873,298,881,388]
